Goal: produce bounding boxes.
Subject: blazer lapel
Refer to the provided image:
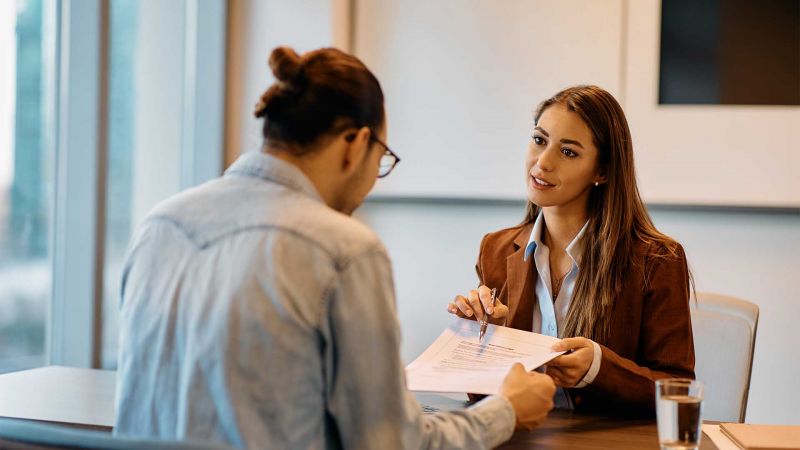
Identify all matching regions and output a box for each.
[506,226,537,331]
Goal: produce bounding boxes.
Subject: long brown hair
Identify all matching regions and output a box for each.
[523,85,687,342]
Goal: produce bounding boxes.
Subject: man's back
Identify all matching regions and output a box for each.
[116,152,523,450]
[115,152,394,448]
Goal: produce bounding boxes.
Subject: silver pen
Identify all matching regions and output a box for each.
[478,288,497,343]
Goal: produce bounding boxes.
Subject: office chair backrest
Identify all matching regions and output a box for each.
[690,292,759,423]
[0,418,236,450]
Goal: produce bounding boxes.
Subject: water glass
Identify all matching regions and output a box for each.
[656,378,704,450]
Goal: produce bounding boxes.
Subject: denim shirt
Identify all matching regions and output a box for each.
[114,151,515,450]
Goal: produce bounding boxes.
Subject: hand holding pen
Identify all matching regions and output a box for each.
[446,285,509,328]
[478,288,496,342]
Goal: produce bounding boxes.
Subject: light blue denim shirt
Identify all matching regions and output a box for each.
[114,151,515,450]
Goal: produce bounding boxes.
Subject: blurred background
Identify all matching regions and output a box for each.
[0,0,798,425]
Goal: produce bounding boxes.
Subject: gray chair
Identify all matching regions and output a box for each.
[0,418,236,450]
[690,292,759,423]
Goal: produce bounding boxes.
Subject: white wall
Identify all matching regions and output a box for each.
[358,201,800,424]
[227,0,800,425]
[353,0,800,207]
[356,201,800,424]
[354,0,624,200]
[225,0,334,166]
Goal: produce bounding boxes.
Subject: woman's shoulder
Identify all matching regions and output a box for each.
[477,222,534,262]
[481,222,534,248]
[635,236,686,262]
[633,236,689,289]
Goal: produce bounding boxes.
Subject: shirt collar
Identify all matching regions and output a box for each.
[524,211,590,267]
[524,212,546,261]
[224,151,324,203]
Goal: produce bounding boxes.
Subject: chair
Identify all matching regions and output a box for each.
[0,418,236,450]
[690,292,759,423]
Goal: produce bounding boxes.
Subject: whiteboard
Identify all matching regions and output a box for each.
[354,0,800,207]
[354,0,624,200]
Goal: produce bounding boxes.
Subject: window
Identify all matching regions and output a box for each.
[100,0,226,368]
[101,0,141,368]
[0,0,56,372]
[0,0,225,371]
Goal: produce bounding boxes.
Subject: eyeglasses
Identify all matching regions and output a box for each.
[370,134,400,178]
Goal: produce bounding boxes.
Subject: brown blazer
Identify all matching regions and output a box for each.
[475,223,695,417]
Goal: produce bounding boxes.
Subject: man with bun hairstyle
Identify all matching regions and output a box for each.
[114,46,555,450]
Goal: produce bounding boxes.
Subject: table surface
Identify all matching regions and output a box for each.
[500,410,718,450]
[0,367,719,449]
[0,366,115,429]
[417,392,719,450]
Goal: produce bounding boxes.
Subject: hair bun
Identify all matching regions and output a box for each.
[269,46,302,83]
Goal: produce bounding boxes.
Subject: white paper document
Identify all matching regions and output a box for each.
[406,318,565,395]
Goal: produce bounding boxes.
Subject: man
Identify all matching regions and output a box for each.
[115,46,555,449]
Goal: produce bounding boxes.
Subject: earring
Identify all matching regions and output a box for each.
[594,181,599,186]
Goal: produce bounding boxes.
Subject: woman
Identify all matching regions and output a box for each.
[447,85,694,416]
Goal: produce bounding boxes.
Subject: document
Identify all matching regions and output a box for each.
[406,318,565,395]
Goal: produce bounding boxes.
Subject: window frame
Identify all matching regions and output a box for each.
[48,0,227,368]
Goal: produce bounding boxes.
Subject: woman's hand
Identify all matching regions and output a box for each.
[446,285,508,322]
[545,337,595,387]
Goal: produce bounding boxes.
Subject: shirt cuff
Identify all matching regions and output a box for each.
[574,340,602,388]
[467,395,515,448]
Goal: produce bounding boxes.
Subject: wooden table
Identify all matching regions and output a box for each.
[417,392,719,449]
[0,366,115,430]
[0,368,719,449]
[501,410,718,450]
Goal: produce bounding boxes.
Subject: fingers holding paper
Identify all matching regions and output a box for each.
[500,363,556,431]
[545,337,594,387]
[446,285,508,322]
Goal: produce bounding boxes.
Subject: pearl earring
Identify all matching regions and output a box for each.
[594,181,599,186]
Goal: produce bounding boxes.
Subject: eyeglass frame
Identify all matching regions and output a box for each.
[369,132,400,178]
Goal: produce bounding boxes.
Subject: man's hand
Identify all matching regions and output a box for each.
[500,363,556,431]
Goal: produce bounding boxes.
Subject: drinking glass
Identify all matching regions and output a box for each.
[656,378,704,450]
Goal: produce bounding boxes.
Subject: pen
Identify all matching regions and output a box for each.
[478,288,497,343]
